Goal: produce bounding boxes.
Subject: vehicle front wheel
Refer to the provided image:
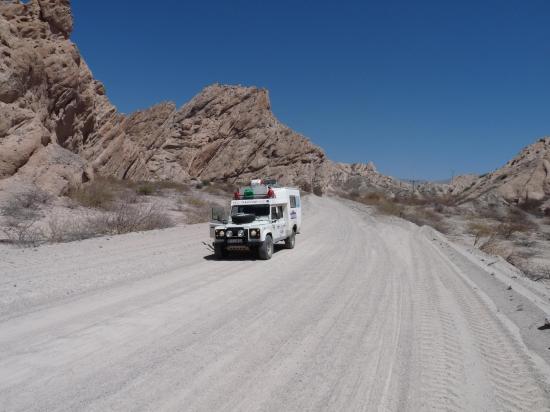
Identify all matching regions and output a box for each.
[285,231,296,249]
[258,235,273,260]
[214,243,226,259]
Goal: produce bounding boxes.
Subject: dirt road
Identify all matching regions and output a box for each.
[0,196,549,411]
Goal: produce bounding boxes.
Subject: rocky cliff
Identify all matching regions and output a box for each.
[1,0,402,196]
[0,0,116,193]
[457,137,550,205]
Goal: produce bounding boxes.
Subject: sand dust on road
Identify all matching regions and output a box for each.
[0,196,549,411]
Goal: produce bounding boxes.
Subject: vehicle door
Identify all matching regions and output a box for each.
[276,206,286,239]
[271,206,284,241]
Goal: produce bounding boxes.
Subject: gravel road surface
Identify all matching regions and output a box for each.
[1,196,549,411]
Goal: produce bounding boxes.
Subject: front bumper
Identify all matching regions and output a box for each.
[213,238,263,246]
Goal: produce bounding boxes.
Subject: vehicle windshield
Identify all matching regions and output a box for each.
[231,205,270,220]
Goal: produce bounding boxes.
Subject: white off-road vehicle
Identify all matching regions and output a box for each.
[210,179,301,260]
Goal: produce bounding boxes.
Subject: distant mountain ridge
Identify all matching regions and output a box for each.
[0,0,547,207]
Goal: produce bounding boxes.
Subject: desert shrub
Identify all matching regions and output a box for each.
[377,200,404,217]
[297,179,312,193]
[475,204,503,220]
[402,208,450,234]
[68,179,114,209]
[433,203,445,213]
[1,218,44,247]
[521,264,550,282]
[313,184,324,196]
[393,195,429,207]
[152,180,189,192]
[496,222,531,239]
[142,180,189,194]
[1,188,50,220]
[45,205,173,242]
[174,196,186,212]
[86,204,173,235]
[467,221,494,246]
[505,207,537,227]
[361,192,386,205]
[348,190,361,200]
[203,184,222,195]
[186,196,207,208]
[47,216,98,243]
[136,183,155,196]
[514,238,537,248]
[117,189,138,204]
[479,235,507,256]
[518,198,545,217]
[186,201,223,224]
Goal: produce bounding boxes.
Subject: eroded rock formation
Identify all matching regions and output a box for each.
[0,0,398,196]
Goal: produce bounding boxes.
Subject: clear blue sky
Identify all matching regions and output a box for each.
[71,0,550,181]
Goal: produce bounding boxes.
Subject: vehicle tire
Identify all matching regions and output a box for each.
[214,243,226,259]
[285,231,296,249]
[250,246,260,259]
[258,235,273,260]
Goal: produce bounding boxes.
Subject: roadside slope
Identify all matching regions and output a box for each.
[0,196,549,411]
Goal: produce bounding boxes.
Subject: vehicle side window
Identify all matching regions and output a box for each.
[290,196,296,208]
[271,206,278,219]
[277,206,284,218]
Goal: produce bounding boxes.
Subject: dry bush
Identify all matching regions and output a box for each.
[313,184,324,197]
[68,179,115,209]
[68,178,188,208]
[133,180,188,195]
[135,183,155,196]
[467,221,494,246]
[202,182,234,195]
[152,180,189,192]
[1,188,50,220]
[185,201,221,224]
[505,207,537,227]
[521,264,550,282]
[517,198,545,217]
[495,222,531,239]
[297,179,312,193]
[475,205,503,220]
[393,195,430,207]
[361,192,387,205]
[174,196,186,212]
[47,216,98,243]
[377,200,405,217]
[87,204,173,235]
[45,205,173,243]
[479,235,508,257]
[1,218,44,247]
[117,189,138,204]
[195,179,211,189]
[345,191,405,217]
[402,208,450,234]
[186,196,207,208]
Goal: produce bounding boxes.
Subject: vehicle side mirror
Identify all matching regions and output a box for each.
[211,206,226,222]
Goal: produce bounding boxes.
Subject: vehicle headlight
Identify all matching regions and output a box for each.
[238,229,245,237]
[250,229,257,237]
[218,230,225,237]
[227,230,233,238]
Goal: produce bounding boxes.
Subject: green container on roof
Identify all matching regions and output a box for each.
[243,187,254,199]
